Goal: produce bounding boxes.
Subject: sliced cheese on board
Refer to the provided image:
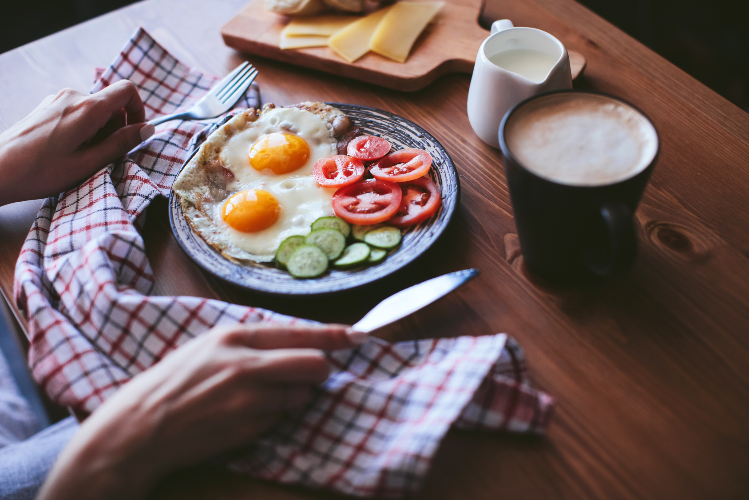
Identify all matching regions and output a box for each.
[281,15,360,37]
[328,6,393,63]
[370,2,444,63]
[280,34,330,49]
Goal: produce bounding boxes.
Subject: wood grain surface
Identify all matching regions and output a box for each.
[221,0,587,91]
[0,0,747,498]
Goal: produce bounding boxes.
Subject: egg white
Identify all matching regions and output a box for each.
[204,107,338,261]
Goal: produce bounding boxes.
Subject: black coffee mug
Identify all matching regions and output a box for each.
[499,90,659,284]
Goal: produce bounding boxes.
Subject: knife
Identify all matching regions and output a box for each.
[352,269,480,333]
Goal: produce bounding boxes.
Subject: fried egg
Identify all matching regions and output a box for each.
[173,103,352,263]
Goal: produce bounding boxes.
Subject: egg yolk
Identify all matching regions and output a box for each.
[222,190,280,232]
[248,133,310,174]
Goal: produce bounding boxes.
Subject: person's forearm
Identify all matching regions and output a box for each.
[37,392,166,500]
[0,127,33,206]
[38,437,155,500]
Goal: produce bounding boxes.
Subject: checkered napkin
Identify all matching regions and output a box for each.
[13,28,554,497]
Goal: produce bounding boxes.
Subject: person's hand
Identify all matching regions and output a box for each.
[0,80,153,206]
[37,323,365,500]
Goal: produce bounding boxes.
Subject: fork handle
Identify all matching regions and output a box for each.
[147,112,191,127]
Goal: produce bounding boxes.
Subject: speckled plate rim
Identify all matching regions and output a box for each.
[168,103,460,295]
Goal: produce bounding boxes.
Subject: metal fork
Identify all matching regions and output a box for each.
[147,62,258,126]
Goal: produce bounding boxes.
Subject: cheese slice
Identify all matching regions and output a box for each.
[281,16,360,37]
[328,6,393,63]
[370,2,444,63]
[280,34,329,49]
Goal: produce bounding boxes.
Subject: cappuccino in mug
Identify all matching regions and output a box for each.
[499,91,659,283]
[504,93,658,186]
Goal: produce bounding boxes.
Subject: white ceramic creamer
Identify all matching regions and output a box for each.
[467,20,573,148]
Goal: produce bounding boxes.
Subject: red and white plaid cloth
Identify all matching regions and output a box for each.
[13,28,554,497]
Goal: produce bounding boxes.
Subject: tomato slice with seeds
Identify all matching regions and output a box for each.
[312,155,365,188]
[332,179,402,225]
[370,148,432,183]
[346,135,391,161]
[388,176,442,228]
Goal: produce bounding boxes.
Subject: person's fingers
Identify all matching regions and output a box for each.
[235,413,282,440]
[217,323,367,351]
[94,80,146,125]
[80,122,154,167]
[90,108,126,145]
[244,385,313,414]
[243,348,332,384]
[284,385,314,410]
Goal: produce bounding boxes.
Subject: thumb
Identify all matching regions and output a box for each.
[84,123,154,165]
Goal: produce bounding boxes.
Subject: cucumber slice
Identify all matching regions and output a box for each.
[311,216,351,238]
[368,247,387,264]
[363,226,402,249]
[287,245,328,279]
[275,235,306,269]
[333,243,371,268]
[351,223,383,242]
[305,228,346,260]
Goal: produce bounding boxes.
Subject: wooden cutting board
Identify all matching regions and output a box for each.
[220,0,586,91]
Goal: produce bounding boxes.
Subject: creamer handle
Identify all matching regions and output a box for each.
[491,19,514,34]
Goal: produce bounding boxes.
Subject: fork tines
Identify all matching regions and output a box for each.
[217,64,258,104]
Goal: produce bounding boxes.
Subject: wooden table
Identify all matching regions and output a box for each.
[0,0,747,498]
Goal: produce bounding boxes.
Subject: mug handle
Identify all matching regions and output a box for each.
[491,19,514,34]
[584,202,637,277]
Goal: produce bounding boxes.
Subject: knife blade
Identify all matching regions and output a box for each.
[352,269,480,333]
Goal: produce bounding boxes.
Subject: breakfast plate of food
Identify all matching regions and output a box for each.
[169,101,459,294]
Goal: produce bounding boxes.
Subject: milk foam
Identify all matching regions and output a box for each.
[505,93,658,186]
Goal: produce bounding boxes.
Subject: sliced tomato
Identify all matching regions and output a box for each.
[370,149,432,183]
[347,135,391,161]
[332,179,402,225]
[313,155,365,188]
[388,176,442,228]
